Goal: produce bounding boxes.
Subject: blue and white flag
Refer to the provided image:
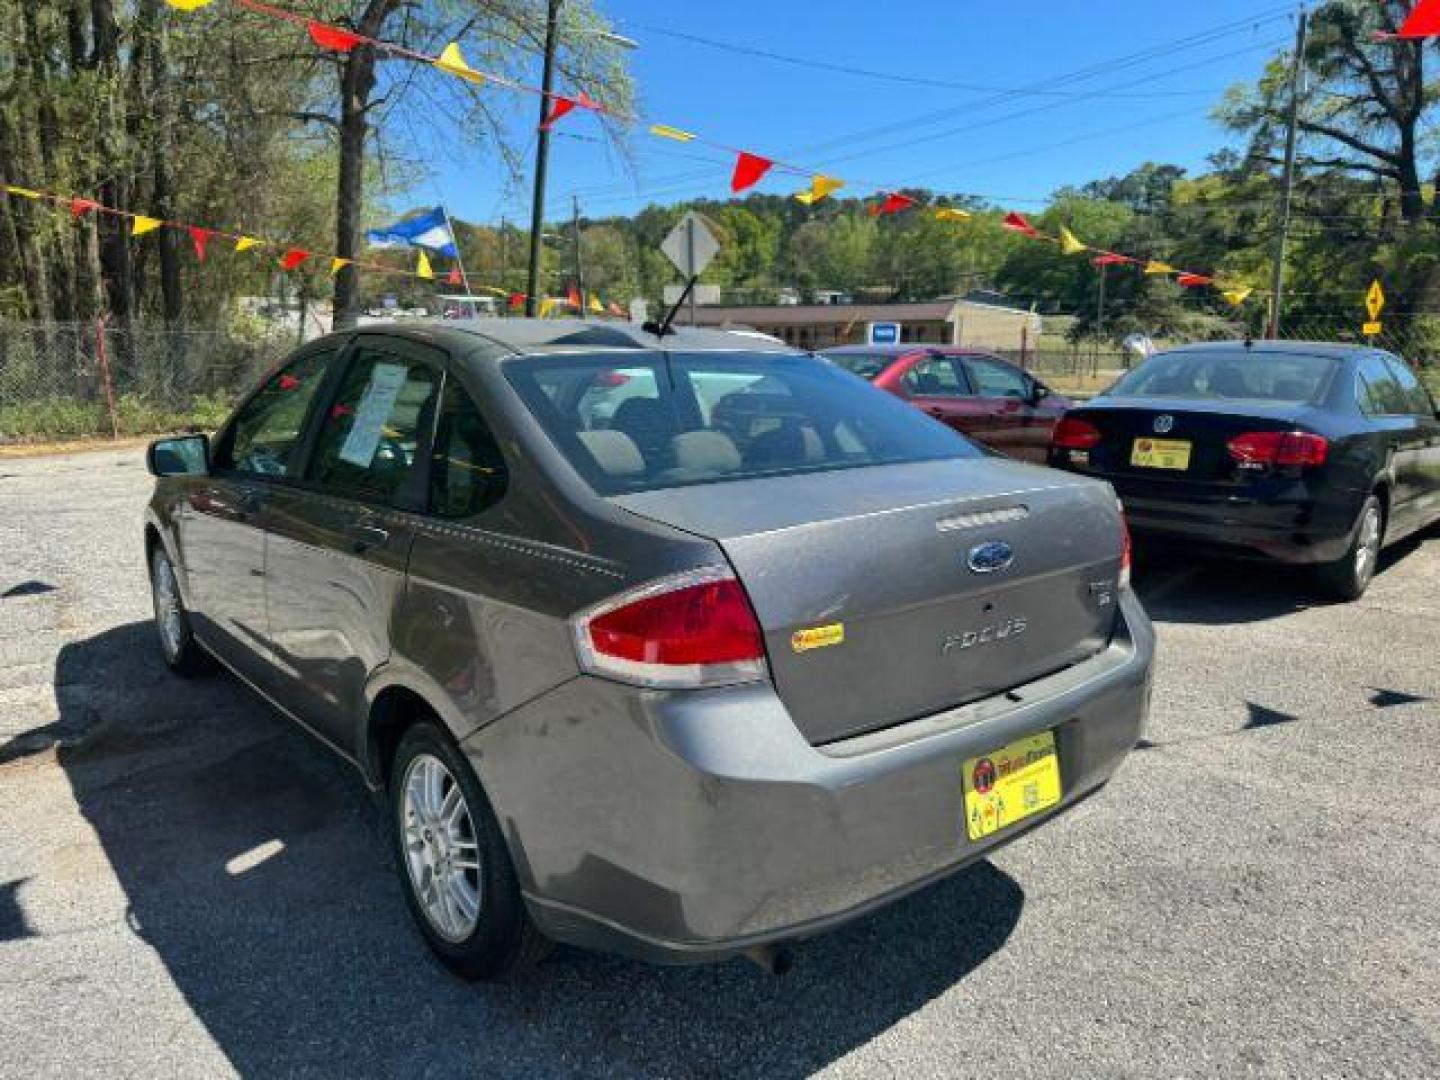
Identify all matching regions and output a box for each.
[366,207,458,257]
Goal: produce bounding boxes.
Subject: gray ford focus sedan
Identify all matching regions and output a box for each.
[143,321,1153,979]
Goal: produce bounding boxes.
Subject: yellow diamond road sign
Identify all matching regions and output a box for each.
[1366,280,1386,321]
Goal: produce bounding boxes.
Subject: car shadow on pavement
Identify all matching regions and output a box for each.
[53,622,1025,1079]
[1135,528,1434,626]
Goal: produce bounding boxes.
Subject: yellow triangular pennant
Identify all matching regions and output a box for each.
[416,251,434,280]
[795,175,845,205]
[539,298,556,318]
[1144,260,1175,276]
[235,236,260,252]
[588,294,604,313]
[330,257,351,276]
[434,42,484,84]
[131,215,163,237]
[649,124,695,142]
[3,185,41,199]
[1059,227,1086,255]
[165,0,214,9]
[1222,287,1254,306]
[933,207,971,221]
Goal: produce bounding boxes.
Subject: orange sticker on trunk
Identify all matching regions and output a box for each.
[791,623,845,653]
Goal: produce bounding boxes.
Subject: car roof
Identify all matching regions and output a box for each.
[1157,340,1372,361]
[822,344,988,355]
[323,319,801,360]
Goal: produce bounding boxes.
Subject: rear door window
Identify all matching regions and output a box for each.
[961,356,1031,400]
[307,343,441,507]
[902,356,967,397]
[1381,355,1437,417]
[429,379,508,518]
[506,351,980,495]
[1356,355,1410,417]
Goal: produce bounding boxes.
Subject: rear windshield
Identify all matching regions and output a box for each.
[824,352,892,380]
[1104,350,1337,404]
[505,351,980,495]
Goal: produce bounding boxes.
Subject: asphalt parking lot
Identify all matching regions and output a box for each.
[1,446,1437,1079]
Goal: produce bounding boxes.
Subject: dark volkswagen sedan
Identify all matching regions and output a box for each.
[144,321,1151,979]
[1049,341,1440,598]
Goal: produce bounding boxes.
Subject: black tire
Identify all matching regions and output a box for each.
[389,720,550,980]
[1315,494,1384,601]
[148,546,211,677]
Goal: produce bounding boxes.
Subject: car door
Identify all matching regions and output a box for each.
[959,354,1048,462]
[179,346,337,683]
[1355,353,1428,537]
[895,353,991,438]
[1382,354,1440,525]
[261,334,443,753]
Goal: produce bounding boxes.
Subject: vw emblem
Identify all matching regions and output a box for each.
[1153,414,1175,434]
[966,540,1014,575]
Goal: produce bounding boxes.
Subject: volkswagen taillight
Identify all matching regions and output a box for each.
[572,567,768,688]
[1227,431,1329,468]
[1052,416,1103,450]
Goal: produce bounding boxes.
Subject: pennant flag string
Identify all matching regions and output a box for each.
[156,0,1262,301]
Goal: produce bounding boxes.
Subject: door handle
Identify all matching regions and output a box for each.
[346,522,390,553]
[923,406,946,417]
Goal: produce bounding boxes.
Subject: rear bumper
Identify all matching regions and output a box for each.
[464,591,1155,965]
[1110,478,1360,565]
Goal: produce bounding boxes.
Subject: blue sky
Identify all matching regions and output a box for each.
[413,1,1299,226]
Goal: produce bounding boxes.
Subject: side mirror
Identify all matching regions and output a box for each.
[147,434,210,477]
[1030,382,1051,406]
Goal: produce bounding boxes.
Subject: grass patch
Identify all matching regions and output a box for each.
[0,392,233,443]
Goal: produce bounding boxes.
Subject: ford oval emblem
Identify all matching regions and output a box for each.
[1153,414,1175,434]
[966,540,1014,574]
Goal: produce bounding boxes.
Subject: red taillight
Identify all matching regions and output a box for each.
[1052,416,1103,450]
[573,567,768,688]
[1226,431,1328,468]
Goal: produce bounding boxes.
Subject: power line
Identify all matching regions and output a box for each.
[625,22,1226,100]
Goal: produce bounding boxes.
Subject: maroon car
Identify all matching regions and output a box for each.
[822,345,1072,463]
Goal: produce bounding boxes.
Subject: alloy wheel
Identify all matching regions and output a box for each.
[152,554,184,660]
[1354,505,1381,586]
[400,753,483,942]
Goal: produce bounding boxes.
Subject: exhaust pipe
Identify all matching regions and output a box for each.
[742,943,794,976]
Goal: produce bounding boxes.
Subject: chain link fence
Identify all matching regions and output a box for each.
[0,321,285,443]
[2,316,1436,443]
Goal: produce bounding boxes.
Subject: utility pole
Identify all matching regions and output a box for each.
[1095,260,1107,373]
[1268,8,1307,340]
[572,195,585,311]
[525,0,561,317]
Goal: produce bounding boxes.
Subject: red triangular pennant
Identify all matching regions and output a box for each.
[279,248,310,272]
[70,197,99,219]
[307,21,364,51]
[608,301,625,318]
[446,268,463,286]
[870,193,917,216]
[1176,273,1213,288]
[1091,252,1134,267]
[187,227,212,261]
[566,281,582,310]
[508,292,526,309]
[540,95,577,131]
[1399,0,1440,37]
[731,151,773,193]
[1001,211,1037,236]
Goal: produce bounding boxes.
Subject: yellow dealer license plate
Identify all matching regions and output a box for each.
[1131,437,1192,470]
[962,732,1062,841]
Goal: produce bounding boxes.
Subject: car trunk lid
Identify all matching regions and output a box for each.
[612,458,1125,745]
[1062,399,1324,484]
